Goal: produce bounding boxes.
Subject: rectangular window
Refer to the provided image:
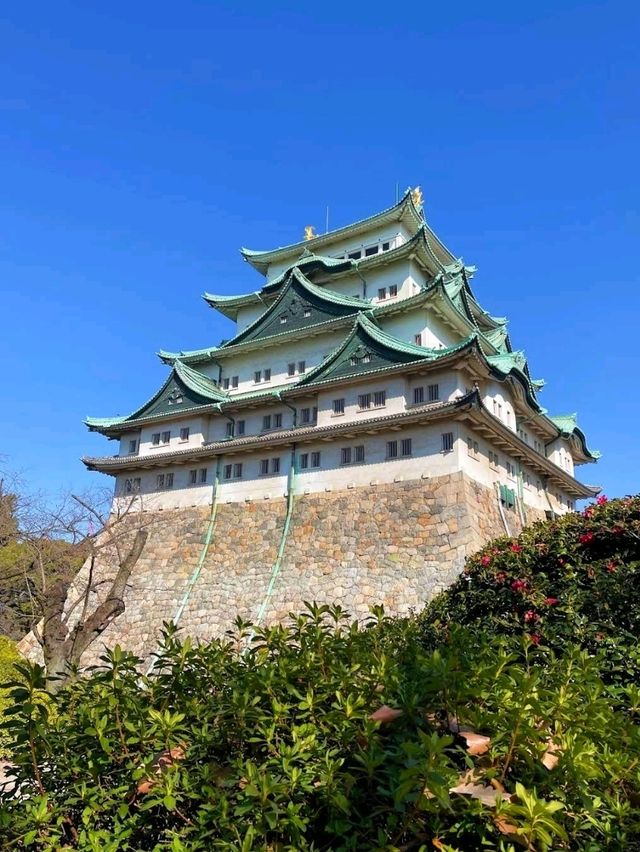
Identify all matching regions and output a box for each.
[312,405,318,421]
[287,362,296,377]
[259,459,269,476]
[358,393,372,410]
[401,438,412,457]
[156,473,165,489]
[279,315,287,325]
[166,472,174,488]
[354,445,365,463]
[297,361,306,374]
[300,453,309,469]
[236,419,245,435]
[301,407,311,424]
[441,432,454,453]
[304,307,311,317]
[489,450,499,469]
[428,384,439,402]
[382,241,390,251]
[124,477,141,494]
[189,469,197,485]
[128,439,138,454]
[226,421,234,437]
[348,250,362,260]
[264,367,272,382]
[274,413,282,428]
[365,245,378,257]
[180,427,190,441]
[340,447,352,465]
[389,284,398,297]
[233,463,243,479]
[386,440,398,459]
[223,464,232,480]
[262,415,271,430]
[271,457,280,474]
[333,398,345,415]
[199,468,207,483]
[414,333,422,346]
[254,370,262,383]
[311,451,321,467]
[222,378,230,390]
[162,431,171,444]
[151,433,161,446]
[374,390,386,407]
[413,386,424,405]
[231,375,239,388]
[378,287,387,300]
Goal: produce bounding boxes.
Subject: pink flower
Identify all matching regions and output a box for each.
[606,561,617,573]
[544,597,559,606]
[529,633,542,645]
[511,579,527,593]
[510,543,523,553]
[579,532,594,545]
[597,495,608,505]
[558,556,567,566]
[495,572,508,584]
[524,610,539,622]
[481,555,492,567]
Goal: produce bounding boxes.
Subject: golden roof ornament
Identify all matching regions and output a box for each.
[411,186,424,209]
[303,225,317,241]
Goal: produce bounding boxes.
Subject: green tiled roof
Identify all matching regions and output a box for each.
[158,346,219,365]
[549,414,601,461]
[86,360,227,434]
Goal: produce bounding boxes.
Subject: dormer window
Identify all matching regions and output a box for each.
[280,315,288,325]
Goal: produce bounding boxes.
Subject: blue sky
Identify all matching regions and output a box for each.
[1,0,638,501]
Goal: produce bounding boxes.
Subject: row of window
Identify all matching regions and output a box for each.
[280,308,311,324]
[149,427,190,449]
[377,284,398,300]
[345,239,393,261]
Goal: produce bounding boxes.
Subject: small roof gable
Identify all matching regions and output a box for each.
[85,361,227,434]
[219,267,369,349]
[298,313,479,388]
[549,414,601,462]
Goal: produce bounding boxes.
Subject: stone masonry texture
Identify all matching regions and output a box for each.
[19,473,545,666]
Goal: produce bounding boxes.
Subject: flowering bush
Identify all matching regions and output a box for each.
[422,495,640,669]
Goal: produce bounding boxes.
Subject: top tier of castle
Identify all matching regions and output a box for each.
[83,189,600,514]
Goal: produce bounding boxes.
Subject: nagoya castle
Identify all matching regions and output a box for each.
[66,189,601,660]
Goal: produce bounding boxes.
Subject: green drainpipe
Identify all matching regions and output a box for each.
[515,464,527,527]
[249,444,297,642]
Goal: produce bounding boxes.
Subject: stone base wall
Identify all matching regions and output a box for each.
[19,473,544,666]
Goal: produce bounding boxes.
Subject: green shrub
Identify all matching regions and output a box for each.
[0,634,20,757]
[1,606,639,850]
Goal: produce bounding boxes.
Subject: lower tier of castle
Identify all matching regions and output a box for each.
[20,473,545,666]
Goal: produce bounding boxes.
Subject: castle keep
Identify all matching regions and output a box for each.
[71,189,599,660]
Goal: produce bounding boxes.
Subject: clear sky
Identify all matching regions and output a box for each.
[1,0,638,502]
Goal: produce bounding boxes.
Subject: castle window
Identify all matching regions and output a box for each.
[340,447,351,465]
[287,362,296,377]
[280,315,287,325]
[180,427,190,441]
[264,368,272,382]
[254,370,262,383]
[231,376,239,388]
[374,390,386,407]
[363,352,372,363]
[166,473,174,488]
[401,438,412,457]
[378,287,387,300]
[414,333,422,346]
[262,415,272,431]
[428,384,439,402]
[441,432,454,453]
[354,445,365,463]
[161,431,171,445]
[311,451,321,467]
[365,245,379,257]
[467,437,479,458]
[156,474,164,489]
[223,464,232,480]
[382,241,390,251]
[156,472,173,489]
[348,250,362,260]
[226,422,234,437]
[304,308,311,318]
[271,457,280,474]
[234,463,243,479]
[489,450,499,469]
[236,420,245,436]
[128,439,138,454]
[199,468,207,484]
[300,453,309,469]
[151,433,161,446]
[124,477,141,494]
[189,469,198,485]
[222,378,230,390]
[333,398,345,415]
[413,386,424,405]
[386,440,398,459]
[259,459,269,476]
[274,413,282,428]
[506,461,515,477]
[358,393,371,410]
[301,406,315,424]
[342,445,364,464]
[389,284,398,297]
[297,361,306,374]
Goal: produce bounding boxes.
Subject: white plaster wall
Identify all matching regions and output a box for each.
[381,309,458,350]
[113,466,214,513]
[235,302,267,333]
[135,415,207,458]
[481,381,517,432]
[315,375,406,427]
